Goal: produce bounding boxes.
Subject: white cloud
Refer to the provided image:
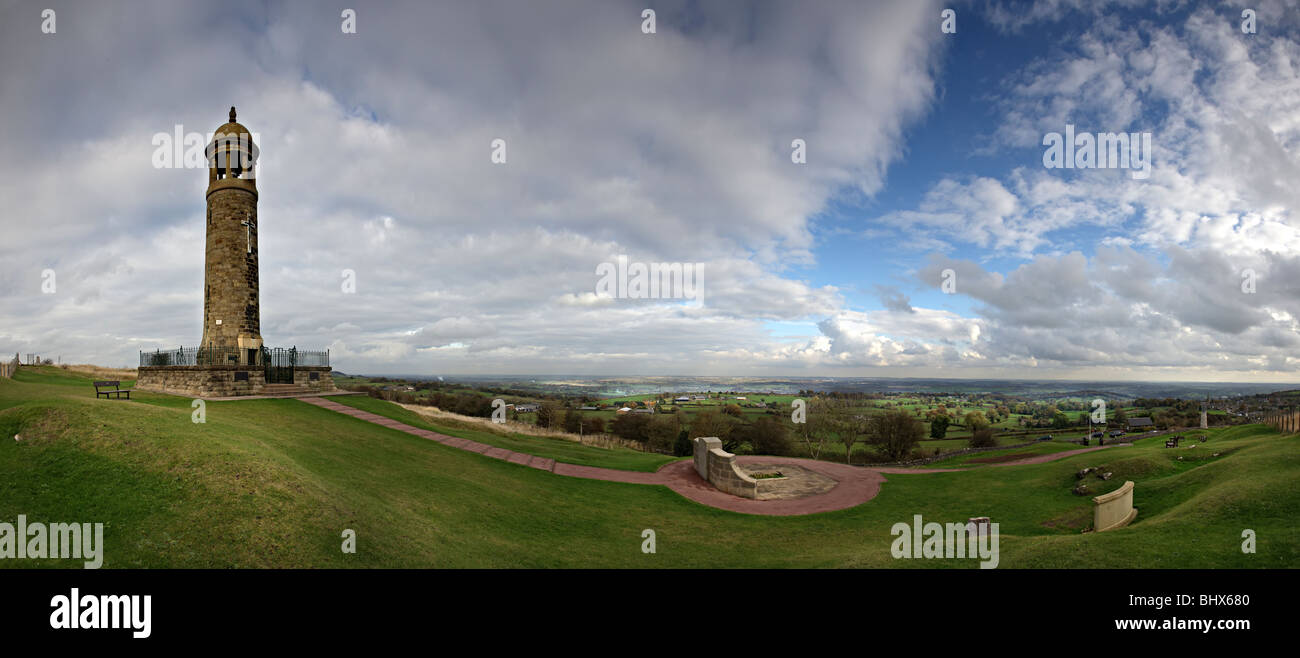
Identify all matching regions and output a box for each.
[0,0,946,373]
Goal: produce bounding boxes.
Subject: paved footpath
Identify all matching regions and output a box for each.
[300,397,1124,516]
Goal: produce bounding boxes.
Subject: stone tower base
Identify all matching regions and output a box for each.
[136,365,335,398]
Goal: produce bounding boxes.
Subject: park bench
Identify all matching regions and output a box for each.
[93,380,131,400]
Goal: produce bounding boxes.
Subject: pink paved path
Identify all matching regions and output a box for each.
[300,397,1123,516]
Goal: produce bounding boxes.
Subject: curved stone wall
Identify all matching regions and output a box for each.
[1092,480,1138,532]
[692,436,781,500]
[707,447,759,499]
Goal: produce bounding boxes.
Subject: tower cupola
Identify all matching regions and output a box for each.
[205,106,259,189]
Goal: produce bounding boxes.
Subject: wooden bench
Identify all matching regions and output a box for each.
[93,380,131,400]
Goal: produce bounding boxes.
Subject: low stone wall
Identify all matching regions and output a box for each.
[1093,480,1138,532]
[136,365,265,397]
[706,447,759,498]
[693,436,786,500]
[136,365,336,398]
[294,367,337,393]
[693,436,719,479]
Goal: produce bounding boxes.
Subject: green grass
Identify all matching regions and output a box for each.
[1,366,1296,568]
[330,395,676,473]
[918,441,1085,468]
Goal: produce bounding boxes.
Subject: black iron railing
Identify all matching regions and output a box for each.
[140,346,329,368]
[283,348,330,367]
[140,346,235,366]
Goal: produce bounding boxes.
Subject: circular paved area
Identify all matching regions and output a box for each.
[656,457,887,516]
[740,462,838,499]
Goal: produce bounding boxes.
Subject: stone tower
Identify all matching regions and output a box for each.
[199,107,262,365]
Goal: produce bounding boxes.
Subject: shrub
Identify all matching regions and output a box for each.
[746,416,793,456]
[611,413,652,443]
[868,410,924,461]
[646,415,678,454]
[535,402,561,428]
[673,431,693,457]
[689,411,734,445]
[581,416,606,435]
[969,428,997,448]
[561,410,582,434]
[929,415,949,439]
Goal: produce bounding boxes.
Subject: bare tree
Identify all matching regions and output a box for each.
[801,398,847,461]
[839,413,871,464]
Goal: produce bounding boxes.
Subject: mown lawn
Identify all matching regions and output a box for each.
[917,440,1085,468]
[0,367,1295,568]
[330,395,676,472]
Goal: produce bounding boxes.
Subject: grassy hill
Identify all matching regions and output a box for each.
[1,366,1296,568]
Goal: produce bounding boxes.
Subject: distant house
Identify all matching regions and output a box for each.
[515,404,540,413]
[1127,417,1154,429]
[691,395,707,401]
[675,396,691,402]
[617,407,632,414]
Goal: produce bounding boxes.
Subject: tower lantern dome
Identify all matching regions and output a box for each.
[205,106,259,185]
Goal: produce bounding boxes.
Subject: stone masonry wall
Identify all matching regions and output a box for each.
[1092,480,1138,532]
[693,437,765,499]
[137,365,337,398]
[200,185,260,353]
[293,367,337,393]
[136,366,264,398]
[693,436,720,479]
[706,448,759,498]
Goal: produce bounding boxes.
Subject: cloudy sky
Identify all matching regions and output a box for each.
[2,0,1300,381]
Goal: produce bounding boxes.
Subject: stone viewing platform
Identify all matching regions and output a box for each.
[691,437,835,500]
[136,346,336,398]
